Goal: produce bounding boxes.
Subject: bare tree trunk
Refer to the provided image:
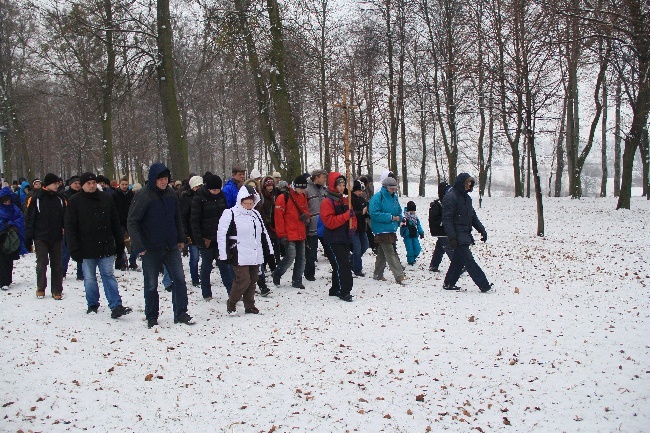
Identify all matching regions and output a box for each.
[156,0,189,179]
[266,0,301,178]
[555,94,567,196]
[385,0,399,177]
[565,4,581,198]
[614,77,622,196]
[101,0,116,179]
[600,42,608,197]
[641,128,649,198]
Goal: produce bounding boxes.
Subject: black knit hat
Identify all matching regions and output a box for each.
[68,175,80,185]
[293,175,308,189]
[406,201,416,212]
[352,180,364,192]
[80,172,97,186]
[42,173,59,188]
[204,174,223,190]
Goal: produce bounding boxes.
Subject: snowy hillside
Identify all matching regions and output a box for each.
[0,196,648,432]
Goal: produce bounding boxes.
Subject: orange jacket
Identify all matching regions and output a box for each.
[274,187,310,241]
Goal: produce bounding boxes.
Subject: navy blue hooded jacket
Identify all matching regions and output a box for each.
[127,163,185,253]
[442,173,485,245]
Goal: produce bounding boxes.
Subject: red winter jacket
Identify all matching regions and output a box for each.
[274,187,310,241]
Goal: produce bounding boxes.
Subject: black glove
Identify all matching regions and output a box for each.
[115,255,126,270]
[299,213,310,224]
[449,238,458,249]
[419,233,424,239]
[480,231,488,242]
[280,238,288,248]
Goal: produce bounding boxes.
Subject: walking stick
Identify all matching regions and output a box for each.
[334,89,357,227]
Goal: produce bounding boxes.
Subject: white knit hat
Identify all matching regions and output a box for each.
[189,176,203,189]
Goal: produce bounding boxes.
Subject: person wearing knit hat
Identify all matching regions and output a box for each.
[272,171,282,184]
[131,182,142,192]
[42,173,59,188]
[428,181,452,273]
[271,173,310,289]
[114,176,137,270]
[350,178,370,277]
[249,168,262,181]
[304,168,328,281]
[61,174,84,280]
[368,170,406,284]
[191,173,233,300]
[80,172,98,186]
[32,178,42,189]
[180,176,203,287]
[24,172,66,299]
[400,200,424,265]
[64,171,132,318]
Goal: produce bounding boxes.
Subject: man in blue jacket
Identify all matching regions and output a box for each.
[127,163,194,328]
[442,173,492,292]
[222,165,247,208]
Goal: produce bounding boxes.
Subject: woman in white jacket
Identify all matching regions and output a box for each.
[218,185,274,314]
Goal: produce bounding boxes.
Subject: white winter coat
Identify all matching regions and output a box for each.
[217,185,274,266]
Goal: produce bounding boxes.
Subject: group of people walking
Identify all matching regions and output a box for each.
[0,163,492,328]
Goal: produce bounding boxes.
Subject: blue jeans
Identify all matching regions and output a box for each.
[443,244,489,289]
[199,244,234,297]
[82,256,122,310]
[274,240,305,286]
[62,237,83,279]
[430,237,454,269]
[350,232,369,275]
[162,265,172,288]
[141,248,189,320]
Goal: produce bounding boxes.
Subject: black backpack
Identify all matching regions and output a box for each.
[429,200,445,236]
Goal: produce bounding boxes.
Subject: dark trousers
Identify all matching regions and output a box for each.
[199,244,234,298]
[0,253,14,287]
[304,235,327,279]
[34,239,63,295]
[141,248,189,321]
[325,243,354,297]
[430,237,454,269]
[61,237,83,279]
[443,244,489,289]
[229,265,258,309]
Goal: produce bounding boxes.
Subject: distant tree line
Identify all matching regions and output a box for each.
[0,0,648,213]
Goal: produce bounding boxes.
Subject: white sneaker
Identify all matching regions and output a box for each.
[1,286,8,291]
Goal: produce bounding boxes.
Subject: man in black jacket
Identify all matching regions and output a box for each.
[442,173,492,292]
[65,172,132,318]
[180,175,202,286]
[25,173,65,299]
[62,175,83,280]
[128,162,193,328]
[429,181,453,272]
[190,174,232,300]
[113,177,136,270]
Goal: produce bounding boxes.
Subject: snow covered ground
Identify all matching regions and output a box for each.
[1,195,648,432]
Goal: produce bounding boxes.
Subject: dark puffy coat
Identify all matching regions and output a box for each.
[260,186,277,239]
[65,190,123,261]
[113,188,134,228]
[24,189,65,242]
[190,186,228,248]
[180,188,197,242]
[62,187,81,202]
[351,193,369,234]
[127,163,185,253]
[442,173,485,245]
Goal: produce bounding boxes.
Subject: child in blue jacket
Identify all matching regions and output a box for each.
[400,201,424,265]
